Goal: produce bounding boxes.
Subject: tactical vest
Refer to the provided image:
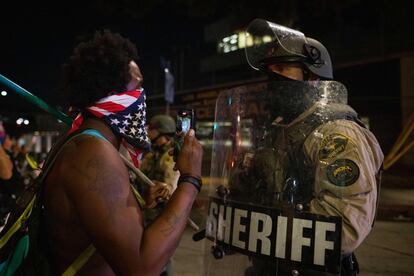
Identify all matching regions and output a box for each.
[140,142,173,182]
[240,103,368,276]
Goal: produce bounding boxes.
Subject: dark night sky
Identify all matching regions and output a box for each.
[1,0,412,135]
[0,2,214,104]
[0,0,292,101]
[0,0,397,105]
[0,1,207,135]
[0,0,283,135]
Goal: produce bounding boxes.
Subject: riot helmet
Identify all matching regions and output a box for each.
[244,19,335,124]
[148,115,176,135]
[245,19,333,80]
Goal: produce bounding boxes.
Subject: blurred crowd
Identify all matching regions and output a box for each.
[0,121,46,226]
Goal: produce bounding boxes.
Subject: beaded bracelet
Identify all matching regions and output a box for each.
[178,175,202,193]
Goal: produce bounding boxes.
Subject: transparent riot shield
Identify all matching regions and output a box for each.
[203,80,353,276]
[245,18,307,71]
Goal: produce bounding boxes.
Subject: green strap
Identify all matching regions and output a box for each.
[0,235,30,276]
[0,196,36,250]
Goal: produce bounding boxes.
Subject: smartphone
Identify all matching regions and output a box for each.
[174,108,195,160]
[176,109,195,135]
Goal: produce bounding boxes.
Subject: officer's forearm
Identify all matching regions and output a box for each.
[138,183,198,273]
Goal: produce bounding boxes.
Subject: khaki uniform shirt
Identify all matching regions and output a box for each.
[303,119,383,255]
[140,141,179,193]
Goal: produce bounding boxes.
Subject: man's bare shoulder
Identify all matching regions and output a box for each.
[58,135,130,201]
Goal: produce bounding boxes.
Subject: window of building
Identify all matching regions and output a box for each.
[217,32,272,54]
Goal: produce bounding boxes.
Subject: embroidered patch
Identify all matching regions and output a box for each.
[326,159,360,187]
[319,133,349,159]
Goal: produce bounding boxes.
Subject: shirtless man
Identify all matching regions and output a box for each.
[44,30,203,275]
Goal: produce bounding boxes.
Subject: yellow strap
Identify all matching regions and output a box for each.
[131,184,146,208]
[25,153,39,170]
[0,196,36,249]
[60,185,144,275]
[384,139,414,170]
[61,244,96,276]
[384,112,414,170]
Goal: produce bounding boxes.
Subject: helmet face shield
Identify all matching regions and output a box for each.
[245,19,307,70]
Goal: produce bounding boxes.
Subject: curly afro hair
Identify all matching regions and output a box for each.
[62,30,138,110]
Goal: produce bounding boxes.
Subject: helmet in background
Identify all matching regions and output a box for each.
[149,115,175,135]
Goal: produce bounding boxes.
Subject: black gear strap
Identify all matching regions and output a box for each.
[341,253,360,275]
[178,174,202,193]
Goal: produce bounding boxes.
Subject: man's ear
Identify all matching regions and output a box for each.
[127,60,143,90]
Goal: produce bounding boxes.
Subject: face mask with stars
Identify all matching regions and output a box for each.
[101,90,151,151]
[68,89,151,167]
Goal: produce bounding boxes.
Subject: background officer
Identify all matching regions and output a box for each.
[141,114,179,209]
[140,114,180,276]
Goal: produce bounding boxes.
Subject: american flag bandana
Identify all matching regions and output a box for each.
[68,89,151,167]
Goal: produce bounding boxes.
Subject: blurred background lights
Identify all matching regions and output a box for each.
[16,118,29,125]
[1,90,7,96]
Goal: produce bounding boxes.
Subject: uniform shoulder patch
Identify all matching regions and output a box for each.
[319,133,349,159]
[326,159,360,187]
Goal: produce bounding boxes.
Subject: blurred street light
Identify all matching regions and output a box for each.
[16,118,29,125]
